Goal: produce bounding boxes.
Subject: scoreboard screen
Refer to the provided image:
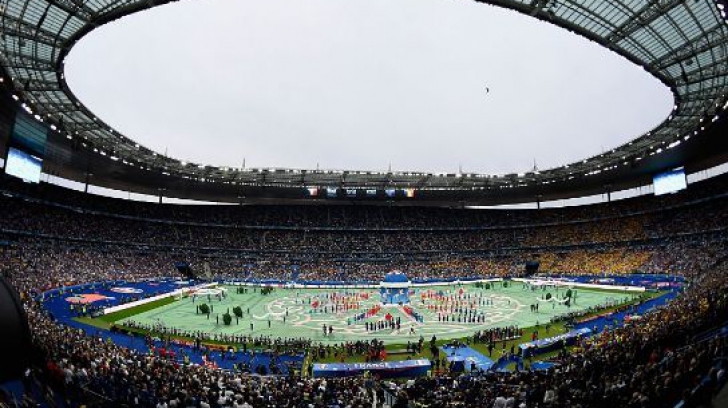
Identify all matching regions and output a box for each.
[5,147,42,183]
[653,169,687,196]
[10,111,48,156]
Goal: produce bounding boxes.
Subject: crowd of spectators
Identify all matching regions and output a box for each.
[24,304,385,407]
[0,241,177,299]
[1,174,728,259]
[3,235,728,291]
[2,244,724,407]
[0,174,727,407]
[4,172,728,230]
[390,264,728,407]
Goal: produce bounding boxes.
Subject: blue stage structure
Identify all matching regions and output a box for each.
[380,271,411,305]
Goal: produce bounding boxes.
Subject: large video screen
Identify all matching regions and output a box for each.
[11,111,48,156]
[5,147,42,183]
[653,168,687,196]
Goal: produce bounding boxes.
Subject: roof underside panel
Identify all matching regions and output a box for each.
[0,0,726,196]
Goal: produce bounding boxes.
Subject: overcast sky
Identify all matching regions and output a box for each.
[65,0,673,175]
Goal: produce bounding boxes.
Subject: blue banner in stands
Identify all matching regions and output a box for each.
[519,327,592,357]
[313,359,431,378]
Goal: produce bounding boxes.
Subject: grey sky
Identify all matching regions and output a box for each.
[65,0,673,175]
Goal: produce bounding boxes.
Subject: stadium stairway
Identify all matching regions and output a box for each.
[673,320,728,408]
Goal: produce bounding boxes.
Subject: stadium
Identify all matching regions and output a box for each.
[0,0,727,407]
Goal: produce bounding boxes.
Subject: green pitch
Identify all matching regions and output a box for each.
[119,283,636,344]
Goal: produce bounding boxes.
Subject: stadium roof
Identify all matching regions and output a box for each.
[0,0,727,204]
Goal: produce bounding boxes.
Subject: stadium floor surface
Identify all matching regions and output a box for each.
[120,283,636,344]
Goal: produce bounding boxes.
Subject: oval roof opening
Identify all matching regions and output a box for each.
[65,0,674,175]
